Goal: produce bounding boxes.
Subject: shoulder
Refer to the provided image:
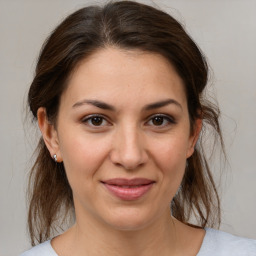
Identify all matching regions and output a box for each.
[198,228,256,256]
[19,240,58,256]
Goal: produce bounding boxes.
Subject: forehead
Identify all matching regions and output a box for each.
[61,47,187,109]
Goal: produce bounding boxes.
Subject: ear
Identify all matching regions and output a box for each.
[37,107,63,162]
[186,118,202,158]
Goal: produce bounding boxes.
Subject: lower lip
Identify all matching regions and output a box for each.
[103,183,154,201]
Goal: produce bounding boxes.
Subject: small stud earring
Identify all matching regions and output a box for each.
[53,154,58,163]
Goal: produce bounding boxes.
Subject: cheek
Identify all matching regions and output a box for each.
[150,135,188,192]
[152,134,189,168]
[58,131,110,187]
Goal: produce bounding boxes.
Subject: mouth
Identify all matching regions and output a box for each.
[101,178,155,201]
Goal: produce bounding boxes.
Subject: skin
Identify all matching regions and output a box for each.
[38,47,204,256]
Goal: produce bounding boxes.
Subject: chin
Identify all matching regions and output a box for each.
[102,207,157,232]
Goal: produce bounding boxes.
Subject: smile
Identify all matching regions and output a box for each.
[101,178,155,201]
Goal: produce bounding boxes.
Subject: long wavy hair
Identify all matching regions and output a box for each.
[27,0,224,245]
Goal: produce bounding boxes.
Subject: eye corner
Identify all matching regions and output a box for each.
[81,114,112,128]
[145,114,176,128]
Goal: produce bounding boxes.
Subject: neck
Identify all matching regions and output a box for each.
[62,208,177,256]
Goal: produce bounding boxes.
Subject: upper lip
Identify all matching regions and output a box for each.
[102,178,155,186]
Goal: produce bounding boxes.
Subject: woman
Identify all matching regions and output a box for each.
[21,1,256,255]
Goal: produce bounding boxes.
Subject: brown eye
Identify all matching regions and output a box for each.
[82,115,109,127]
[152,116,164,126]
[91,116,103,126]
[146,114,175,127]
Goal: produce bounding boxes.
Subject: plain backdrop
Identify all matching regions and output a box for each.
[0,0,255,255]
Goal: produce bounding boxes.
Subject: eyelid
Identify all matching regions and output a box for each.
[145,114,176,126]
[81,114,111,127]
[81,113,176,128]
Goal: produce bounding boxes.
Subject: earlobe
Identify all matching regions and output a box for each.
[186,118,202,158]
[37,107,62,162]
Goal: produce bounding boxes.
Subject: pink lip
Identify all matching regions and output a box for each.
[102,178,155,201]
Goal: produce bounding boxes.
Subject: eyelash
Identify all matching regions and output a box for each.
[81,114,176,128]
[82,114,110,127]
[146,114,176,127]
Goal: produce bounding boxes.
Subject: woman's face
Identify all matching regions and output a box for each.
[40,47,200,231]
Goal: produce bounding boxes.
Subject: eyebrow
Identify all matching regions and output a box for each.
[143,99,182,111]
[72,98,182,111]
[72,99,115,111]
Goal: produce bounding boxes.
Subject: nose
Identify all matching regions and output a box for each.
[109,124,148,170]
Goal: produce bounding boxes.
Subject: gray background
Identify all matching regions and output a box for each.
[0,0,255,255]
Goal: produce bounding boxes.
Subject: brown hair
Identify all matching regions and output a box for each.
[27,0,224,245]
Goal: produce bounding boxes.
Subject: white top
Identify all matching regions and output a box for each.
[20,228,256,256]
